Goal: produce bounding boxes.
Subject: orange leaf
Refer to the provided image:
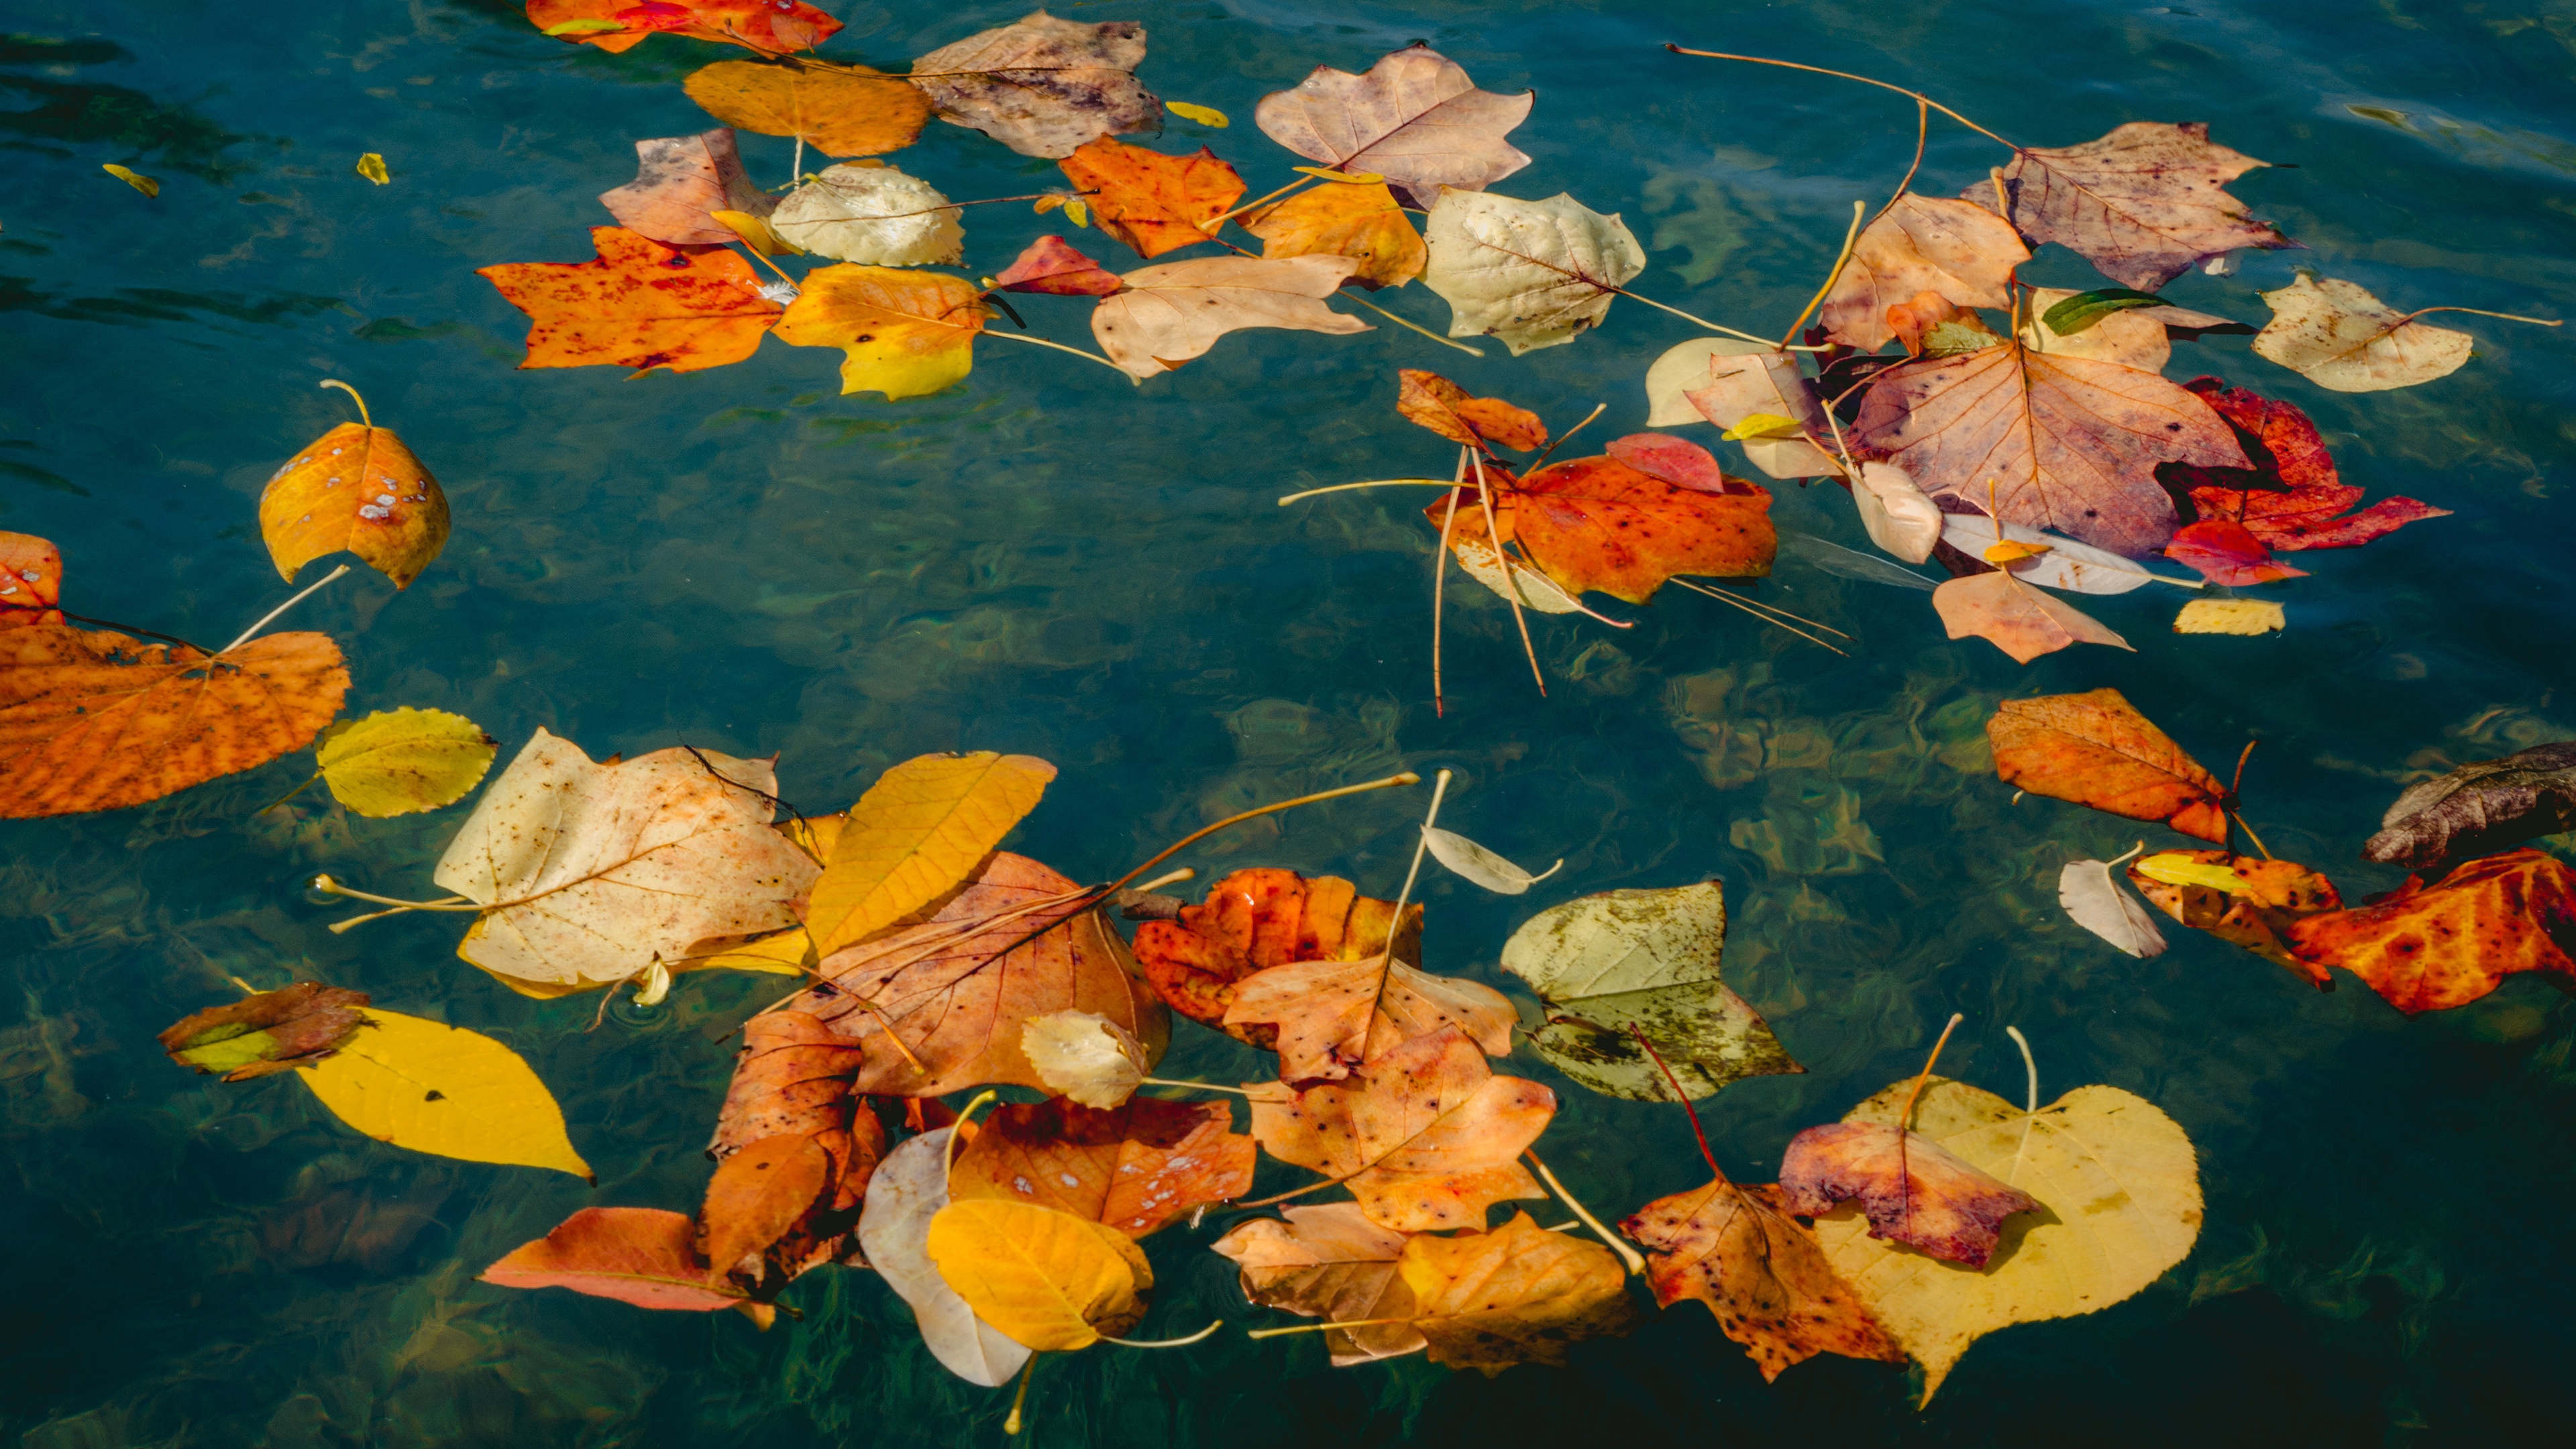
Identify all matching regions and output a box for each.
[1224,949,1517,1084]
[1931,570,2132,664]
[1974,121,2294,291]
[1622,1174,1903,1383]
[598,128,775,248]
[0,623,347,818]
[771,265,987,401]
[2288,849,2576,1014]
[1424,447,1776,606]
[482,1206,744,1310]
[0,532,63,627]
[1777,1120,2041,1267]
[1246,1025,1552,1232]
[1986,689,2231,843]
[1395,370,1545,453]
[1056,138,1244,260]
[1394,1212,1637,1371]
[478,227,784,375]
[2163,519,2308,586]
[1243,180,1425,288]
[1819,196,2029,352]
[258,421,450,589]
[2127,849,2343,986]
[949,1096,1256,1238]
[526,0,841,54]
[1129,867,1419,1051]
[992,235,1123,297]
[697,1134,832,1279]
[702,1010,885,1286]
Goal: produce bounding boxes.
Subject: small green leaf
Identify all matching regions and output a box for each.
[176,1030,282,1075]
[2040,287,2168,337]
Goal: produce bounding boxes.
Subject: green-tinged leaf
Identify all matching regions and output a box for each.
[315,706,498,817]
[2039,287,2168,337]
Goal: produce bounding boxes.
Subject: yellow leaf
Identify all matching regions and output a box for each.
[258,417,451,588]
[771,264,989,401]
[925,1199,1151,1351]
[804,751,1057,957]
[711,208,799,257]
[1982,539,2055,564]
[1066,198,1090,229]
[315,707,498,818]
[1720,411,1804,442]
[684,60,932,158]
[356,152,390,185]
[103,163,160,197]
[674,924,814,978]
[1293,166,1385,184]
[1034,195,1066,215]
[1241,180,1424,289]
[1166,101,1230,127]
[2175,598,2284,635]
[299,1008,594,1179]
[2134,851,2254,894]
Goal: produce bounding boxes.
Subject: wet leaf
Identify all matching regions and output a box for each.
[926,1198,1152,1351]
[1393,1212,1637,1372]
[992,235,1123,297]
[1937,513,2168,594]
[303,1008,593,1178]
[1424,449,1776,607]
[2127,849,2343,986]
[2167,378,2450,551]
[159,982,371,1081]
[478,226,785,375]
[1057,138,1243,260]
[950,1096,1256,1237]
[1973,121,2293,290]
[2038,287,2169,336]
[2174,598,2284,635]
[258,420,449,589]
[1778,1119,2041,1268]
[803,750,1055,957]
[2252,274,2473,392]
[1421,827,1556,894]
[525,0,841,54]
[313,706,497,817]
[1422,189,1644,355]
[2021,286,2187,370]
[430,729,819,995]
[2288,849,2576,1013]
[697,1134,831,1281]
[702,1010,884,1280]
[355,152,389,184]
[1246,1024,1552,1232]
[102,162,158,196]
[2163,519,2308,586]
[1022,1009,1150,1108]
[1225,943,1517,1084]
[1811,1076,2202,1405]
[1818,196,2029,352]
[1211,1204,1424,1364]
[1130,867,1421,1051]
[768,164,961,266]
[683,60,930,156]
[1498,879,1801,1102]
[1243,180,1425,288]
[1167,101,1228,127]
[2056,858,2169,958]
[1396,370,1546,453]
[1254,44,1532,209]
[910,11,1161,160]
[1931,571,2133,663]
[1622,1172,1903,1382]
[1091,254,1368,378]
[599,129,775,248]
[773,264,988,401]
[1986,689,2231,842]
[1646,341,1835,482]
[0,533,63,627]
[1850,462,1943,564]
[858,1128,1034,1386]
[2365,741,2576,870]
[482,1207,741,1309]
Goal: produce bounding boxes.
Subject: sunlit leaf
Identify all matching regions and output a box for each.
[684,59,930,156]
[910,11,1161,160]
[302,1008,593,1178]
[598,129,773,248]
[770,164,962,266]
[312,707,496,817]
[102,163,158,197]
[857,1129,1034,1385]
[258,419,450,589]
[926,1199,1152,1351]
[1986,689,2231,842]
[2173,598,2284,635]
[1422,189,1643,356]
[1057,137,1243,259]
[2252,274,2476,392]
[1091,255,1368,378]
[803,751,1055,957]
[1972,121,2292,290]
[482,1207,741,1309]
[355,152,390,184]
[773,265,988,400]
[1254,44,1532,208]
[478,227,784,375]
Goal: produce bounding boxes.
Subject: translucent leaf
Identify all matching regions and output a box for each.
[1421,826,1559,894]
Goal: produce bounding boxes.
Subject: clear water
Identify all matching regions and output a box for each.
[5,1,2575,1444]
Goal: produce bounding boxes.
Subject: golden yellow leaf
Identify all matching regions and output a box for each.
[711,208,799,257]
[676,925,814,979]
[1166,101,1230,127]
[683,60,931,156]
[1982,539,2054,564]
[1720,411,1803,441]
[924,1199,1151,1351]
[2133,851,2254,894]
[2174,598,2284,635]
[356,152,390,184]
[300,1008,593,1179]
[1242,179,1424,289]
[803,751,1057,957]
[772,265,989,401]
[313,706,496,817]
[103,163,158,197]
[258,419,451,588]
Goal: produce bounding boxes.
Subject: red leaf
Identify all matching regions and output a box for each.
[481,1207,743,1311]
[1605,433,1757,495]
[2163,519,2308,585]
[2167,377,2451,551]
[0,532,64,627]
[992,236,1124,297]
[2288,849,2576,1014]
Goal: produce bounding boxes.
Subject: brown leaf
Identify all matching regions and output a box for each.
[2127,850,2343,987]
[478,227,784,375]
[1395,370,1546,453]
[1932,571,2133,664]
[1622,1173,1903,1382]
[1819,196,2029,352]
[1246,1024,1552,1232]
[2288,849,2576,1013]
[1778,1122,2041,1267]
[2366,741,2576,871]
[482,1206,743,1311]
[949,1095,1256,1237]
[1090,255,1368,378]
[1225,949,1518,1083]
[708,1011,865,1161]
[598,129,775,248]
[1210,1204,1425,1364]
[910,11,1161,160]
[698,1134,832,1279]
[258,421,450,589]
[1973,121,2295,291]
[1395,1212,1638,1372]
[1243,180,1426,289]
[1057,138,1243,260]
[159,982,371,1081]
[1986,688,2232,843]
[701,1010,885,1287]
[1130,867,1419,1051]
[1254,44,1532,209]
[991,235,1124,297]
[2251,274,2473,393]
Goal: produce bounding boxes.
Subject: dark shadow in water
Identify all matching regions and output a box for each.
[0,33,278,182]
[0,274,347,327]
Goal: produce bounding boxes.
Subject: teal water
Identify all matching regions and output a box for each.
[5,1,2576,1443]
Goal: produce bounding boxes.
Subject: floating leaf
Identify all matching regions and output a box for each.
[1424,448,1776,607]
[2252,274,2473,393]
[2288,849,2576,1013]
[1022,1010,1149,1108]
[1931,571,2132,664]
[1396,370,1545,453]
[1422,189,1644,356]
[311,707,497,817]
[1623,1172,1903,1382]
[2056,858,2169,959]
[0,532,63,627]
[2038,286,2169,336]
[103,162,158,196]
[258,418,450,589]
[949,1096,1255,1237]
[1778,1120,2040,1268]
[1393,1212,1638,1371]
[2163,519,2308,586]
[1254,44,1532,209]
[478,227,784,375]
[2169,378,2450,551]
[482,1207,741,1309]
[2174,598,2284,635]
[1986,689,2231,843]
[525,0,841,54]
[684,60,931,156]
[910,11,1161,160]
[1937,513,2171,594]
[1972,121,2293,290]
[1243,180,1425,289]
[1166,101,1228,127]
[804,751,1055,957]
[926,1199,1152,1351]
[769,164,962,266]
[1817,196,2029,352]
[1091,255,1368,378]
[1660,340,1839,480]
[2128,849,2342,986]
[355,152,390,184]
[1057,137,1243,260]
[302,1008,593,1178]
[1211,1205,1423,1365]
[1130,867,1419,1051]
[857,1128,1034,1386]
[159,982,371,1081]
[702,1010,884,1281]
[1849,462,1943,564]
[697,1134,832,1282]
[1224,938,1517,1084]
[2365,741,2576,870]
[773,264,989,401]
[599,128,775,248]
[1498,879,1801,1102]
[1421,827,1557,894]
[991,235,1123,297]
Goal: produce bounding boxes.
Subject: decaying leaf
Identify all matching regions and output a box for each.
[1393,1212,1637,1372]
[259,416,449,589]
[599,129,774,248]
[484,1206,745,1309]
[1224,943,1518,1083]
[1211,1204,1424,1364]
[2057,858,2169,958]
[2252,274,2474,393]
[1973,121,2294,290]
[1987,689,2231,842]
[1424,447,1776,607]
[769,165,963,266]
[2288,849,2576,1013]
[2365,741,2576,870]
[2174,598,2285,635]
[1421,189,1644,356]
[1498,880,1801,1102]
[302,1008,594,1179]
[926,1198,1152,1351]
[1131,867,1419,1051]
[2167,378,2449,551]
[684,60,931,156]
[527,0,841,54]
[702,1010,884,1283]
[160,982,371,1081]
[1811,1075,2202,1405]
[1091,254,1368,378]
[1932,571,2133,663]
[1254,44,1532,209]
[1397,370,1546,453]
[1421,827,1556,894]
[1778,1119,2041,1268]
[1819,196,2030,352]
[1244,180,1426,288]
[804,750,1056,957]
[1022,1010,1150,1108]
[431,730,819,995]
[910,11,1161,160]
[773,265,989,400]
[949,1096,1255,1236]
[992,235,1123,297]
[1670,341,1838,480]
[2128,849,2343,986]
[0,533,62,627]
[312,706,497,818]
[1622,1172,1904,1382]
[2163,519,2307,586]
[1057,138,1243,260]
[1246,1025,1552,1232]
[859,1128,1033,1386]
[698,1134,832,1282]
[478,227,784,375]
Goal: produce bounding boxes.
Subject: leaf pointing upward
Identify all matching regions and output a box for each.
[1254,44,1533,209]
[803,751,1056,957]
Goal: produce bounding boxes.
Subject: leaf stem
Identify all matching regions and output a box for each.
[1102,773,1420,898]
[1668,578,1851,655]
[1141,1077,1254,1096]
[1432,453,1464,716]
[1101,1319,1224,1348]
[223,564,350,653]
[1524,1148,1647,1275]
[1203,176,1313,230]
[981,327,1134,378]
[1607,283,1818,347]
[1336,290,1485,356]
[1244,1316,1415,1340]
[945,1090,1000,1179]
[1004,1352,1036,1436]
[1277,478,1460,506]
[1629,1024,1722,1179]
[1473,452,1548,696]
[2404,306,2561,327]
[1529,402,1605,469]
[1231,1171,1360,1212]
[1662,47,2018,149]
[254,773,323,816]
[1900,1012,1966,1130]
[1392,769,1453,916]
[318,378,372,428]
[1778,199,1867,349]
[311,874,478,913]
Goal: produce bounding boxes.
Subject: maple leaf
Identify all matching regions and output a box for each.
[992,235,1123,297]
[526,0,841,54]
[2252,274,2474,392]
[1422,443,1776,607]
[1392,1212,1638,1372]
[769,164,963,266]
[1395,370,1546,453]
[0,532,62,627]
[599,129,774,248]
[1851,340,2247,556]
[1129,867,1419,1051]
[1971,120,2296,290]
[1818,196,2029,352]
[949,1096,1255,1237]
[1421,189,1644,355]
[1254,44,1532,209]
[158,982,370,1081]
[772,264,989,400]
[1244,180,1426,289]
[1210,1205,1424,1364]
[910,11,1161,160]
[1091,255,1368,378]
[2366,742,2576,870]
[484,1207,745,1310]
[2162,519,2308,586]
[683,60,930,156]
[478,227,784,375]
[2288,849,2576,1014]
[1778,1119,2041,1268]
[1986,689,2232,843]
[429,730,820,995]
[2160,376,2450,550]
[257,415,449,590]
[1057,138,1244,260]
[2127,849,2343,987]
[1931,570,2134,663]
[1622,1172,1904,1382]
[1245,1025,1552,1232]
